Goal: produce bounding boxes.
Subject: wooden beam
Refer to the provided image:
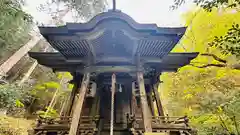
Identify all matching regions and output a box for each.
[100,78,151,85]
[82,66,143,73]
[69,73,90,135]
[152,84,164,116]
[137,72,152,132]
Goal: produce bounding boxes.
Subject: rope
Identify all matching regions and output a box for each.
[110,73,116,135]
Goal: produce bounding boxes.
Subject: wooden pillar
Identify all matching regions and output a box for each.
[137,72,152,132]
[110,73,116,135]
[65,81,79,116]
[131,82,135,115]
[96,91,102,135]
[69,73,90,135]
[90,96,99,117]
[147,92,155,116]
[152,83,164,116]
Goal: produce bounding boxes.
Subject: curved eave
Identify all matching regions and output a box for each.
[28,52,198,72]
[38,11,186,36]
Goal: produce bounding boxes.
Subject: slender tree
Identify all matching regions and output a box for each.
[0,0,107,80]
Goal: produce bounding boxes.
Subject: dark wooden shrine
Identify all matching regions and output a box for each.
[29,10,198,135]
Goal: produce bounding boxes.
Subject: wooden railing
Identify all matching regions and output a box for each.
[34,116,100,135]
[36,115,100,126]
[127,115,196,135]
[127,115,191,129]
[33,115,194,134]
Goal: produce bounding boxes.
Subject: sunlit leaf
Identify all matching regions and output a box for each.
[15,99,24,108]
[44,81,60,89]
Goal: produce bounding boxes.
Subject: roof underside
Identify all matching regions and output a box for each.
[39,11,186,59]
[29,52,198,73]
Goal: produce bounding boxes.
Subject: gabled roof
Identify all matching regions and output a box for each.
[39,10,187,59]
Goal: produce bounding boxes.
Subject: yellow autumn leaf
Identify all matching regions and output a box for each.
[217,106,223,113]
[15,99,24,108]
[188,107,193,112]
[44,81,60,89]
[67,84,74,89]
[183,94,193,100]
[183,89,189,93]
[63,72,73,79]
[57,73,63,79]
[216,69,227,79]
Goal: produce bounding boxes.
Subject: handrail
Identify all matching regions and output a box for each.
[36,115,100,126]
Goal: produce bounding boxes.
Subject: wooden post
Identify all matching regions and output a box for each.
[147,92,155,116]
[137,72,152,132]
[90,96,99,117]
[131,82,137,115]
[152,83,164,116]
[110,73,116,135]
[69,73,90,135]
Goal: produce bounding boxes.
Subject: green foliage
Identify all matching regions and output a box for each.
[0,0,32,61]
[29,72,72,115]
[36,107,59,118]
[162,67,240,134]
[177,8,240,52]
[209,23,240,57]
[163,6,240,135]
[190,114,228,135]
[0,84,22,109]
[59,0,107,20]
[30,82,57,107]
[15,99,24,108]
[172,0,240,11]
[0,83,31,117]
[193,0,240,12]
[38,0,107,23]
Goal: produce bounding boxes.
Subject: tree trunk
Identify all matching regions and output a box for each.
[0,36,42,79]
[18,61,38,86]
[18,47,48,86]
[0,8,70,80]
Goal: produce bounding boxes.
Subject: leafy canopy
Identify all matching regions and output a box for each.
[162,5,240,135]
[0,0,32,61]
[172,0,240,11]
[38,0,107,23]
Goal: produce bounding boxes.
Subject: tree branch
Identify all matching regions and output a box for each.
[189,63,240,70]
[201,53,227,63]
[189,63,227,68]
